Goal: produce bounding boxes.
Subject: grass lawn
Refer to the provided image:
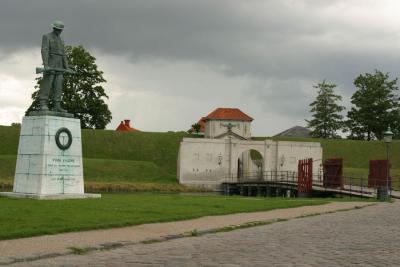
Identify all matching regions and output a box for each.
[83,158,176,183]
[0,155,176,183]
[0,193,330,240]
[0,155,15,181]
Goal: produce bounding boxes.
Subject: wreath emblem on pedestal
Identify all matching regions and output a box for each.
[55,127,73,150]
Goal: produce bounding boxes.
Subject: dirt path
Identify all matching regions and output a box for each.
[0,201,374,265]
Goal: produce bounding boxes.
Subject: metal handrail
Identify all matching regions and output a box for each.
[221,170,400,197]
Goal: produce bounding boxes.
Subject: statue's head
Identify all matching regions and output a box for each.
[51,20,64,35]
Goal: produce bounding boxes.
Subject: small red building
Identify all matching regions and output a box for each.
[116,119,140,132]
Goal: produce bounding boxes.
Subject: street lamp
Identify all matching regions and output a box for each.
[383,126,393,198]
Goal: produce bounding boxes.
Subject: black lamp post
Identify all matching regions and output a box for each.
[383,126,393,198]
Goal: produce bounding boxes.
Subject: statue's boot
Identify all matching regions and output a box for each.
[54,101,67,113]
[40,100,49,111]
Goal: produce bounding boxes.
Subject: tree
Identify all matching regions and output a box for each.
[191,123,201,133]
[346,70,400,140]
[27,45,112,129]
[306,80,345,138]
[394,110,400,139]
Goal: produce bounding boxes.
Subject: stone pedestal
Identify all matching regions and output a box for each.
[0,115,100,200]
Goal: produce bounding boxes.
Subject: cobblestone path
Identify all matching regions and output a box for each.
[11,201,400,267]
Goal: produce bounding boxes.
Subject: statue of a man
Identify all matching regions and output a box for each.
[38,20,71,112]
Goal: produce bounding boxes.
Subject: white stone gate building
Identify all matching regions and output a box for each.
[178,108,322,190]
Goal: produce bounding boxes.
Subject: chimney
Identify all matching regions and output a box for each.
[124,119,131,128]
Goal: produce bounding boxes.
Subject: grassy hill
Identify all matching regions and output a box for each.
[0,126,193,191]
[0,126,188,175]
[0,125,399,191]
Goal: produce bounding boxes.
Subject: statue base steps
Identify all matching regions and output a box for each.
[0,192,100,200]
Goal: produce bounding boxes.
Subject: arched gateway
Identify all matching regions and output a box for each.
[237,149,264,181]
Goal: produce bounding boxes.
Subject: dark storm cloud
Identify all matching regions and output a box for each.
[2,0,399,83]
[1,0,400,130]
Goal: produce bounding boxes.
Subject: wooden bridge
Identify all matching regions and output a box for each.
[222,179,383,198]
[221,159,400,199]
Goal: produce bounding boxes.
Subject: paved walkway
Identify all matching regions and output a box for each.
[0,201,371,266]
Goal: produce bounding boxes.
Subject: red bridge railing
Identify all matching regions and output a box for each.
[298,158,313,194]
[323,158,344,189]
[368,160,391,188]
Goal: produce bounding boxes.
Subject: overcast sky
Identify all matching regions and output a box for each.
[1,0,400,136]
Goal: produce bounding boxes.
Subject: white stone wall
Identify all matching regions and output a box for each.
[204,120,251,139]
[178,137,322,190]
[178,138,227,189]
[272,141,323,178]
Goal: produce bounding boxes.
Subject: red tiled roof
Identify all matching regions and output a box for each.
[116,119,140,132]
[188,117,206,133]
[204,108,253,121]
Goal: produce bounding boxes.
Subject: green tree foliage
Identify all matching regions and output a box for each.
[346,70,400,140]
[27,45,112,129]
[394,111,400,139]
[191,123,201,133]
[306,80,345,138]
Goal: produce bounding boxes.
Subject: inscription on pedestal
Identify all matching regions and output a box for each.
[47,156,81,174]
[46,156,82,193]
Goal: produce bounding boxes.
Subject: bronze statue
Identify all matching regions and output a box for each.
[37,20,75,112]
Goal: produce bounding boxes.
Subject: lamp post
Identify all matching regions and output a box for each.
[383,126,393,198]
